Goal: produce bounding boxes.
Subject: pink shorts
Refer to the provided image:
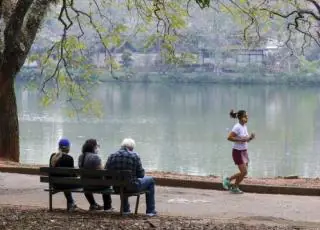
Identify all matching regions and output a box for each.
[232,149,249,165]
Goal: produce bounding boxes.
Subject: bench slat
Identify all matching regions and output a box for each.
[41,176,128,187]
[44,188,83,192]
[119,191,149,196]
[40,167,80,175]
[44,188,147,196]
[80,169,132,179]
[44,188,115,193]
[40,167,132,180]
[41,176,81,185]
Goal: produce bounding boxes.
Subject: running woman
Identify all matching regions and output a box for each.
[223,109,255,194]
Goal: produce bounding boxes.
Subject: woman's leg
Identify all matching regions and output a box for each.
[102,194,112,210]
[234,164,248,187]
[229,172,241,182]
[229,150,249,184]
[228,149,241,182]
[84,193,96,205]
[64,192,74,204]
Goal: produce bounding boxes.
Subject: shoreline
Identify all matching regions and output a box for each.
[1,160,320,193]
[17,68,320,86]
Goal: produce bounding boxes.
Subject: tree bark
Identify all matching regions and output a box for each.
[0,0,54,162]
[0,73,19,162]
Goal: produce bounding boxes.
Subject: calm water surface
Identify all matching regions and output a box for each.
[17,82,320,178]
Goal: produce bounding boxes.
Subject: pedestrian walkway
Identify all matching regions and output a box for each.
[1,172,320,224]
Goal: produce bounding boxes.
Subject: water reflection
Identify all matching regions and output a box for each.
[16,83,320,178]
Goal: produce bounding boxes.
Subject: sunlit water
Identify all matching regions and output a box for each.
[17,82,320,178]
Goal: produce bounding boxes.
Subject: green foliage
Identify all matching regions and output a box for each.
[41,92,54,107]
[121,49,133,67]
[195,0,210,9]
[298,56,320,74]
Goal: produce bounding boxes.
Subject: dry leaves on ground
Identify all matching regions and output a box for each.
[0,207,311,230]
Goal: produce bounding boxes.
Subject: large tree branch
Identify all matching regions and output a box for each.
[1,0,16,23]
[1,0,34,76]
[23,0,55,44]
[22,0,57,53]
[0,0,3,19]
[0,0,7,71]
[2,0,55,77]
[3,0,33,53]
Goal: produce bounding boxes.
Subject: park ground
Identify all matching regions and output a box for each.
[1,172,320,229]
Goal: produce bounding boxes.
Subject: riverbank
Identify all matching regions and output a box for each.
[17,67,320,86]
[1,160,320,196]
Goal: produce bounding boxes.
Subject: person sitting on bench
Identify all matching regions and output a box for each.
[49,138,79,211]
[105,138,157,216]
[78,139,113,211]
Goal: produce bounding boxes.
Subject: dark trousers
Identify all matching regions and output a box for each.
[64,192,74,204]
[84,186,112,210]
[121,176,155,213]
[53,184,80,204]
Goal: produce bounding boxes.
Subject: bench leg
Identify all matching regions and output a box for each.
[49,190,53,211]
[120,187,124,216]
[134,195,140,215]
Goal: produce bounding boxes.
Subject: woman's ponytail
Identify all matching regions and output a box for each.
[229,109,237,119]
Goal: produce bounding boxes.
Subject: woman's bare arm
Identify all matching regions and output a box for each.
[227,132,249,143]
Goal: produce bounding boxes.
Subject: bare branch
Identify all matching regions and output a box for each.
[243,17,254,42]
[306,0,320,15]
[186,0,193,16]
[301,18,312,54]
[285,25,293,54]
[261,8,320,21]
[40,58,62,95]
[68,4,115,75]
[92,0,113,26]
[40,0,128,98]
[58,0,73,32]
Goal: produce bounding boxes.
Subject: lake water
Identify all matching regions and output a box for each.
[17,82,320,178]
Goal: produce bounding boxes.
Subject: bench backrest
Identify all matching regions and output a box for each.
[40,167,133,187]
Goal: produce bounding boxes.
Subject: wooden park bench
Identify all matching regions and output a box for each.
[40,167,148,215]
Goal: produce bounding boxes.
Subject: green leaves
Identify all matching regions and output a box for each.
[298,56,320,74]
[41,93,54,107]
[195,0,210,9]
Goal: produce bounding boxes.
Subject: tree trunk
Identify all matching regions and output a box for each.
[0,73,19,162]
